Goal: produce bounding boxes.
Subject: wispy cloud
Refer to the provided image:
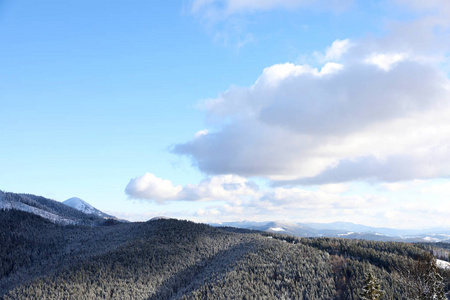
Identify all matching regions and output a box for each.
[189,0,353,49]
[191,0,353,17]
[192,0,313,16]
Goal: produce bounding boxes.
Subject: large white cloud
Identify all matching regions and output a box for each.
[174,38,450,183]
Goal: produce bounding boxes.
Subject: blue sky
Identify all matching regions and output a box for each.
[2,0,450,228]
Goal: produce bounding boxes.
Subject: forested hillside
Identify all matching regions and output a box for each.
[0,191,108,225]
[1,209,449,299]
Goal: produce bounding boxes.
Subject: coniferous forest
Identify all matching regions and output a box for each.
[1,209,449,299]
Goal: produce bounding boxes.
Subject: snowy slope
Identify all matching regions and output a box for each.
[63,197,114,219]
[249,221,320,237]
[437,259,450,270]
[0,191,84,225]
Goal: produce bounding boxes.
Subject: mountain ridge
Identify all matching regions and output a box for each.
[0,191,110,226]
[2,190,449,242]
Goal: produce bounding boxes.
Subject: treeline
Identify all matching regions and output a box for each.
[267,233,450,299]
[418,242,450,262]
[1,209,449,299]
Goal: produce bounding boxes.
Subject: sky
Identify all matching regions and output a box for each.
[1,0,450,228]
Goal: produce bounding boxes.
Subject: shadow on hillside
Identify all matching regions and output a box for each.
[147,242,256,300]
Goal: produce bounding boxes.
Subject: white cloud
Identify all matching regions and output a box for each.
[125,173,182,204]
[190,183,396,226]
[125,173,450,227]
[381,202,450,228]
[174,39,450,184]
[124,173,374,220]
[314,39,353,63]
[421,182,450,195]
[180,174,259,203]
[373,1,450,57]
[320,183,349,194]
[196,208,221,216]
[319,62,344,75]
[324,39,353,61]
[194,129,209,138]
[125,173,259,204]
[395,0,450,18]
[364,53,407,71]
[380,182,407,192]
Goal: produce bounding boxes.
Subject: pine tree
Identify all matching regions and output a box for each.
[360,271,383,300]
[417,253,446,300]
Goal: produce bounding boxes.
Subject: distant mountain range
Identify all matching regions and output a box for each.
[212,220,450,243]
[0,190,119,225]
[1,190,450,243]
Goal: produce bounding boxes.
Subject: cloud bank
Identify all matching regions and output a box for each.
[126,172,419,226]
[125,173,365,209]
[125,172,376,218]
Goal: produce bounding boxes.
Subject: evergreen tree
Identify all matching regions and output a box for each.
[360,271,383,300]
[417,253,446,300]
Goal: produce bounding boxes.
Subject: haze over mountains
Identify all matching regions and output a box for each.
[213,220,450,243]
[2,190,450,243]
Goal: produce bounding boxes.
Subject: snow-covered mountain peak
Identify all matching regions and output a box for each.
[63,197,114,219]
[63,197,96,213]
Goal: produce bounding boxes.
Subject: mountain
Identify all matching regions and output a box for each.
[150,216,172,221]
[1,209,449,299]
[212,220,450,243]
[63,197,115,219]
[0,190,107,225]
[306,221,387,233]
[248,220,320,237]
